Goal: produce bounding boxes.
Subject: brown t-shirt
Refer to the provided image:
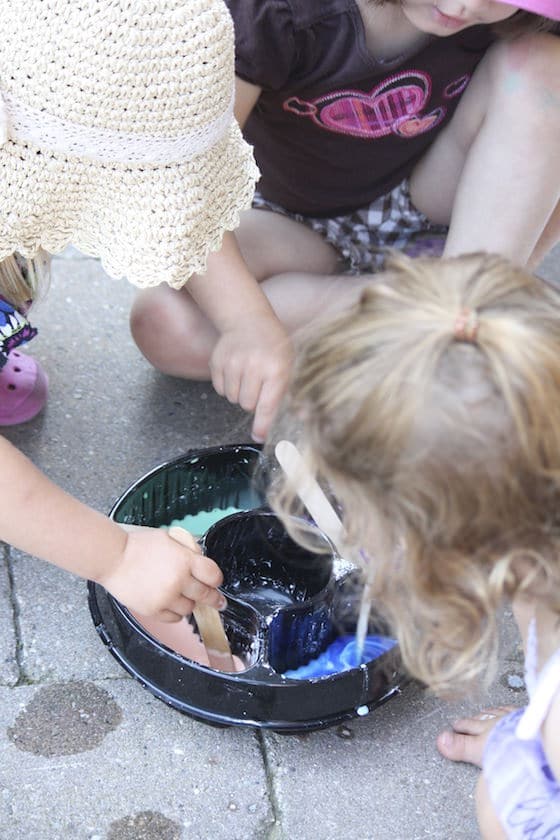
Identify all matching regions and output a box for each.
[227,0,496,216]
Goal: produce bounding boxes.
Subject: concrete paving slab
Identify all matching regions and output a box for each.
[10,550,123,683]
[265,684,482,840]
[263,608,527,840]
[0,679,272,840]
[0,246,558,839]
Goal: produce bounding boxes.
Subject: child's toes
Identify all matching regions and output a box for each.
[437,728,486,767]
[436,706,516,767]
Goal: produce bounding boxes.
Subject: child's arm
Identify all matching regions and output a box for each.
[186,76,292,443]
[0,436,225,621]
[187,231,292,443]
[234,76,262,126]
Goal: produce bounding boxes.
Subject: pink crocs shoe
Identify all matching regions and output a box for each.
[0,350,48,426]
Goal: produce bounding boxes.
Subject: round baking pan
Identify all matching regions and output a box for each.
[88,444,404,731]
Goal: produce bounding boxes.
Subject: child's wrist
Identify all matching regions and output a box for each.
[86,520,129,586]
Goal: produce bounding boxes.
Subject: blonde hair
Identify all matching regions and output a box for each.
[0,250,49,311]
[268,253,560,697]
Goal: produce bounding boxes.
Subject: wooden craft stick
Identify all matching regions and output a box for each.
[275,440,371,662]
[274,440,344,549]
[167,525,236,672]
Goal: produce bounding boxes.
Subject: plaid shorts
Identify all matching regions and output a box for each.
[252,179,448,274]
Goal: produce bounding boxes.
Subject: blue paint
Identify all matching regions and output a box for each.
[284,634,397,680]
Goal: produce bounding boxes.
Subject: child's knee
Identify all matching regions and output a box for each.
[130,286,214,377]
[129,289,163,347]
[129,287,189,358]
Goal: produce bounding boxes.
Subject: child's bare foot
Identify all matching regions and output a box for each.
[436,706,517,768]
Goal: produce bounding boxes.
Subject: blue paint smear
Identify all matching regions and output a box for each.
[284,634,397,680]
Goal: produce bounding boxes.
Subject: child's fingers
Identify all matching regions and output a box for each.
[238,372,261,413]
[167,526,199,551]
[223,366,242,404]
[252,377,285,443]
[168,595,195,617]
[190,553,224,589]
[209,349,241,404]
[183,578,226,611]
[211,368,225,398]
[167,527,224,607]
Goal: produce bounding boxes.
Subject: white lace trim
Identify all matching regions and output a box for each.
[0,90,234,165]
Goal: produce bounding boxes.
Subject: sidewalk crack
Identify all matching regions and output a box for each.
[4,544,31,685]
[256,729,283,839]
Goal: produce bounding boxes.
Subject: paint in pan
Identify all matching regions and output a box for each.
[163,506,243,537]
[130,611,246,672]
[284,634,397,680]
[227,581,298,609]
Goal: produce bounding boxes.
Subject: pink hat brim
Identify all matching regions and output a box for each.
[495,0,560,19]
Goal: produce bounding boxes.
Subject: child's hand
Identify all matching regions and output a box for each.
[210,312,293,442]
[97,526,225,622]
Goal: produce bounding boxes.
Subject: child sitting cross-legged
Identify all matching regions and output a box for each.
[131,0,560,443]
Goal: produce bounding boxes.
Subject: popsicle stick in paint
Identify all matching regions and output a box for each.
[167,525,236,673]
[274,440,344,549]
[275,439,371,663]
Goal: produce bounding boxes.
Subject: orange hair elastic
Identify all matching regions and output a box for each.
[453,308,479,343]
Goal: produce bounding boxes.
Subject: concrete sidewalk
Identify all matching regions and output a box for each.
[0,246,558,840]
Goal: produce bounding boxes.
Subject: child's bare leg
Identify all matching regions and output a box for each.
[234,208,341,282]
[130,209,368,377]
[130,282,217,379]
[437,597,541,836]
[437,596,534,767]
[438,710,513,840]
[438,714,508,839]
[410,33,560,267]
[475,775,508,840]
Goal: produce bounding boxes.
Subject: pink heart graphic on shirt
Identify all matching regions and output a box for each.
[394,110,445,137]
[319,87,427,138]
[284,71,444,140]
